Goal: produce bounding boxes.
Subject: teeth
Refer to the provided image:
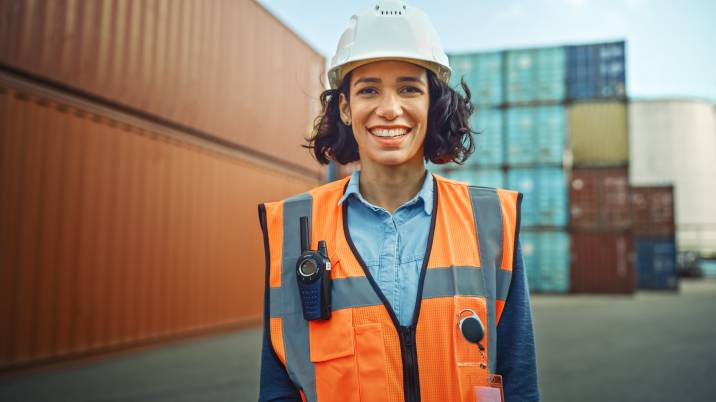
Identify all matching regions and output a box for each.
[370,128,410,137]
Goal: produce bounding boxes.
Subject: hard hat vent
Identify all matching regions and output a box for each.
[375,1,407,16]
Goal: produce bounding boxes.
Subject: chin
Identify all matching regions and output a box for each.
[367,151,418,167]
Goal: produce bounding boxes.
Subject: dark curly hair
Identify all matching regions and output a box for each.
[304,69,477,165]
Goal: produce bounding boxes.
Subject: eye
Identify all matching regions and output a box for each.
[357,87,378,95]
[401,86,423,94]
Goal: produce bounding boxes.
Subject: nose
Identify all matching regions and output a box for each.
[375,92,402,120]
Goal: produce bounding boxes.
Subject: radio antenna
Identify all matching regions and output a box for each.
[299,216,309,253]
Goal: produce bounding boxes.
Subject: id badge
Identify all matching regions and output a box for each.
[473,374,504,402]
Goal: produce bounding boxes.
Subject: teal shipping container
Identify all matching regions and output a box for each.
[467,108,504,166]
[508,167,568,227]
[449,52,503,106]
[506,105,565,165]
[440,168,505,189]
[521,230,570,293]
[506,46,566,104]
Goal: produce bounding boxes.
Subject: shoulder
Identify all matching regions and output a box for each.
[261,176,351,210]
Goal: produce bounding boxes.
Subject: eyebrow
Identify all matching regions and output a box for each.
[353,76,426,87]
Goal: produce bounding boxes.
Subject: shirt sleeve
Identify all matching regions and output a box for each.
[496,239,541,401]
[258,286,302,402]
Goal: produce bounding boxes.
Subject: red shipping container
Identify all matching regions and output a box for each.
[569,167,632,230]
[570,230,635,294]
[630,186,675,236]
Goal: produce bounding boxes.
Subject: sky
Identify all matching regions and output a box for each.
[257,0,716,103]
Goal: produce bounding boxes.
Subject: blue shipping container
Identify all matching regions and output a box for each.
[506,46,566,104]
[506,105,565,165]
[566,41,626,100]
[635,236,678,290]
[449,52,503,106]
[521,230,570,293]
[508,167,568,227]
[468,108,504,166]
[440,167,505,189]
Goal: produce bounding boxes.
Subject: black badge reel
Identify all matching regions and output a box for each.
[458,308,487,369]
[296,216,332,321]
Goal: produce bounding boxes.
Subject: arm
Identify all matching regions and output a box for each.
[258,310,301,401]
[258,204,301,402]
[496,240,540,401]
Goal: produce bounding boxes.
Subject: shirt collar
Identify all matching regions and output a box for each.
[337,169,434,215]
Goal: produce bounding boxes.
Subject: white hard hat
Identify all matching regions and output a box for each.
[327,0,451,89]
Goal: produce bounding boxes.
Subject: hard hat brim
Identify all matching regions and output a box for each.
[329,57,451,89]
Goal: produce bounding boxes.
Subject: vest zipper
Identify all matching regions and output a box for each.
[400,326,420,402]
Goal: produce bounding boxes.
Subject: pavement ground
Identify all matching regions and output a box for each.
[1,279,715,402]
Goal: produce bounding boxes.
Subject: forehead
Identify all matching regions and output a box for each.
[350,60,427,83]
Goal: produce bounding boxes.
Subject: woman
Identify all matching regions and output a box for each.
[258,2,538,401]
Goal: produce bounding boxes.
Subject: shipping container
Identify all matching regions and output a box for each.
[449,51,503,106]
[630,186,675,236]
[635,236,678,290]
[506,105,565,165]
[521,230,570,293]
[629,100,716,256]
[566,41,626,100]
[505,46,565,104]
[0,0,325,176]
[570,230,635,294]
[468,108,504,166]
[0,75,320,371]
[440,167,505,189]
[568,101,628,166]
[701,259,716,278]
[569,167,631,230]
[507,167,567,227]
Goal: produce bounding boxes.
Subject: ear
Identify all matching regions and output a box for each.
[338,93,352,125]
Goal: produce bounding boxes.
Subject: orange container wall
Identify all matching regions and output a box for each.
[0,0,325,176]
[0,77,320,371]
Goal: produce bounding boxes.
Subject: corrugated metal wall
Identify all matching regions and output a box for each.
[0,0,324,176]
[0,75,320,371]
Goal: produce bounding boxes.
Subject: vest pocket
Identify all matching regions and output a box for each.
[309,310,389,401]
[354,323,389,401]
[309,309,359,402]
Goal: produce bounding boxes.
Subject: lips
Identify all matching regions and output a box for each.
[367,127,413,138]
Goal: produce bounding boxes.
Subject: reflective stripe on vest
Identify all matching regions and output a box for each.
[259,174,522,402]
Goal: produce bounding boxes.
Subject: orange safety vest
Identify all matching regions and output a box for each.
[258,173,522,402]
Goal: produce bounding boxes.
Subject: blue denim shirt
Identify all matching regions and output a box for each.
[337,170,433,325]
[259,171,540,401]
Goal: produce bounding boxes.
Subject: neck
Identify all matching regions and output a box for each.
[358,157,428,214]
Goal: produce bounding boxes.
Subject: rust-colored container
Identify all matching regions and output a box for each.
[0,75,319,372]
[570,230,635,294]
[569,167,631,230]
[630,186,675,236]
[0,0,325,176]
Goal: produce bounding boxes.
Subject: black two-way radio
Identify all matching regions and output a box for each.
[296,216,332,321]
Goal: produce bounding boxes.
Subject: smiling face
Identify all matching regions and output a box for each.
[339,60,430,169]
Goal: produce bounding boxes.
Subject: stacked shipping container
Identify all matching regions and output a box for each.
[630,186,678,290]
[565,41,635,294]
[0,0,324,372]
[436,40,632,293]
